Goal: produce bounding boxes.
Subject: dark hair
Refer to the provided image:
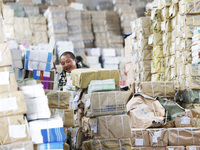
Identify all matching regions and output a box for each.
[60,51,75,60]
[76,56,83,62]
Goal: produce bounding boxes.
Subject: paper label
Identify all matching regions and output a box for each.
[135,139,144,146]
[0,71,9,85]
[154,131,162,137]
[168,148,174,150]
[181,116,190,124]
[43,71,50,77]
[86,98,91,108]
[189,147,197,150]
[9,125,26,138]
[36,71,40,77]
[0,97,17,112]
[91,123,98,134]
[152,136,158,143]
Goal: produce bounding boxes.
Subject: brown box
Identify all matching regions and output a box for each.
[186,146,200,150]
[131,128,150,147]
[0,115,30,145]
[0,66,17,94]
[175,109,194,127]
[82,138,131,150]
[71,68,120,88]
[0,43,12,67]
[0,141,33,150]
[0,91,27,117]
[83,91,131,117]
[45,90,70,109]
[168,128,200,146]
[147,128,168,147]
[166,146,185,150]
[50,108,74,128]
[131,147,165,150]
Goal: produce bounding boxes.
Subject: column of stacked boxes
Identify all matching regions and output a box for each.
[113,0,138,34]
[0,5,33,149]
[91,11,123,49]
[71,68,132,149]
[131,17,152,83]
[44,7,68,42]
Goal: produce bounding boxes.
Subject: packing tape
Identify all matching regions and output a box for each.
[152,103,158,118]
[120,115,124,137]
[119,140,122,150]
[199,91,200,103]
[151,82,155,97]
[141,129,145,145]
[198,65,200,76]
[160,129,164,147]
[164,82,166,97]
[7,117,13,143]
[105,116,109,138]
[58,92,60,108]
[191,128,195,145]
[98,93,102,115]
[98,140,102,150]
[177,128,180,146]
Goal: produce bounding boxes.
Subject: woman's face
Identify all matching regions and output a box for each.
[60,54,77,73]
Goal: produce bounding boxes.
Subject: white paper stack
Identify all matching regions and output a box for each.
[20,84,51,120]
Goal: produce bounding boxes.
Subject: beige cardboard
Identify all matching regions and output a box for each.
[131,147,165,150]
[136,17,151,28]
[185,14,200,26]
[169,3,179,18]
[166,146,185,150]
[175,109,194,127]
[32,32,48,44]
[148,32,162,46]
[50,108,74,128]
[162,32,172,44]
[186,146,200,150]
[147,128,168,147]
[151,9,161,21]
[168,128,200,146]
[71,127,86,150]
[153,21,161,33]
[0,91,27,117]
[131,128,150,147]
[140,61,151,72]
[29,16,46,24]
[64,143,70,150]
[163,43,171,56]
[127,94,165,128]
[178,76,186,91]
[140,71,151,81]
[0,141,33,150]
[183,25,200,38]
[180,0,200,14]
[185,64,200,77]
[151,57,165,74]
[82,115,131,139]
[186,76,200,89]
[152,73,165,81]
[0,66,17,94]
[161,20,172,32]
[82,138,131,150]
[161,6,169,20]
[138,81,175,97]
[138,49,152,61]
[83,91,131,117]
[0,43,12,67]
[194,117,200,127]
[45,90,70,109]
[0,115,30,145]
[71,68,120,88]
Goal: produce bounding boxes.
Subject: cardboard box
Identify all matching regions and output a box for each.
[0,43,13,67]
[83,91,131,117]
[151,73,165,81]
[71,127,86,150]
[50,108,74,128]
[82,115,131,139]
[29,16,46,24]
[45,90,70,109]
[71,68,120,88]
[186,76,200,89]
[131,128,150,147]
[180,0,200,14]
[127,94,165,128]
[175,109,194,127]
[153,46,164,58]
[0,66,17,94]
[0,141,33,150]
[186,146,200,150]
[82,138,131,150]
[137,81,175,97]
[185,64,200,77]
[0,115,30,145]
[168,128,200,146]
[131,147,165,150]
[0,91,27,117]
[166,146,185,150]
[151,57,165,74]
[147,128,168,147]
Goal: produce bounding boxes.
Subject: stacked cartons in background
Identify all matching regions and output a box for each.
[7,2,25,17]
[44,7,68,42]
[113,0,138,34]
[85,48,101,68]
[0,4,32,149]
[23,5,40,17]
[70,68,132,149]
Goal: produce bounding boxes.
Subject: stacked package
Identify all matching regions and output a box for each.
[92,11,123,49]
[44,7,68,42]
[3,5,15,41]
[44,0,68,6]
[66,9,94,54]
[16,0,33,6]
[29,16,48,45]
[7,2,25,17]
[114,0,138,34]
[96,1,114,11]
[24,6,40,17]
[131,17,152,83]
[70,68,132,149]
[0,4,33,148]
[85,48,101,68]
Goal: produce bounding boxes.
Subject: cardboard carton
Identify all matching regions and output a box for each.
[0,141,33,150]
[0,43,13,67]
[131,128,150,147]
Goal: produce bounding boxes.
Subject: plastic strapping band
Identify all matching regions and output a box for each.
[98,93,101,115]
[119,140,122,150]
[121,115,124,136]
[46,120,50,143]
[165,111,168,125]
[115,91,117,114]
[47,143,50,150]
[193,16,195,25]
[191,128,195,145]
[58,92,60,108]
[99,140,102,150]
[177,129,180,146]
[62,109,65,123]
[152,103,157,118]
[105,116,109,138]
[141,129,145,145]
[134,130,137,139]
[164,82,166,97]
[151,82,155,97]
[7,117,13,143]
[160,129,163,147]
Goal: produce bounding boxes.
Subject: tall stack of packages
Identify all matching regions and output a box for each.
[44,7,68,42]
[20,84,68,149]
[113,0,138,34]
[92,11,122,49]
[71,68,132,149]
[29,16,48,45]
[7,2,25,17]
[0,3,33,149]
[131,17,152,86]
[85,48,101,68]
[16,0,33,6]
[24,5,40,17]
